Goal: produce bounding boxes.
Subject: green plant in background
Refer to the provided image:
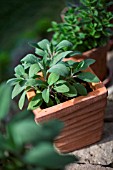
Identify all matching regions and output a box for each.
[48,0,113,52]
[0,83,78,170]
[7,39,99,110]
[0,51,11,82]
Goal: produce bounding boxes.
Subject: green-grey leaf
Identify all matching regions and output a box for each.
[55,80,67,85]
[77,72,100,82]
[28,93,42,110]
[48,73,59,86]
[56,40,72,50]
[0,83,12,120]
[64,85,77,97]
[48,63,69,77]
[69,51,82,57]
[51,51,72,66]
[74,83,87,95]
[73,60,85,73]
[54,84,69,93]
[38,39,50,50]
[35,48,45,56]
[7,78,23,86]
[14,65,25,76]
[26,79,47,87]
[84,59,95,66]
[79,59,96,71]
[21,54,39,64]
[29,64,41,78]
[73,59,95,74]
[12,83,25,99]
[18,91,26,110]
[42,88,49,103]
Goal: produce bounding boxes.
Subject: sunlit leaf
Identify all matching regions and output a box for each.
[54,84,69,93]
[12,83,25,99]
[29,64,41,78]
[42,88,49,103]
[56,40,72,50]
[38,39,50,50]
[14,65,25,76]
[50,51,72,66]
[18,91,26,110]
[48,63,69,77]
[48,73,59,86]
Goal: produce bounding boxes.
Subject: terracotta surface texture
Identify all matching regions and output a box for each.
[70,45,108,82]
[27,67,107,153]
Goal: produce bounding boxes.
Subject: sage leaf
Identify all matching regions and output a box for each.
[56,40,72,50]
[73,60,85,73]
[55,80,67,85]
[14,65,25,76]
[28,93,42,110]
[7,78,23,86]
[74,83,87,95]
[69,51,82,57]
[18,91,26,110]
[12,84,25,99]
[21,54,40,64]
[29,64,41,78]
[38,39,50,50]
[48,73,59,86]
[50,51,72,66]
[54,84,69,93]
[64,85,77,97]
[42,88,49,103]
[48,63,69,77]
[26,79,47,87]
[77,72,100,82]
[35,48,45,56]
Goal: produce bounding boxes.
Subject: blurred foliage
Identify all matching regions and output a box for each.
[0,0,65,83]
[0,52,12,82]
[0,0,65,51]
[0,82,78,169]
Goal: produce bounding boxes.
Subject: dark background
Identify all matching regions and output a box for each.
[0,0,67,82]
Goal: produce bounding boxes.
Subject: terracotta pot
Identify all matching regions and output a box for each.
[27,65,107,153]
[83,45,108,82]
[70,45,109,85]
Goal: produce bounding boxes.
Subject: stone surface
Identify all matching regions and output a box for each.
[71,123,113,166]
[66,164,113,170]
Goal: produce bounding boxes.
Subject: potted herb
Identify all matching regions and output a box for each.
[0,83,77,169]
[48,0,113,84]
[7,39,107,153]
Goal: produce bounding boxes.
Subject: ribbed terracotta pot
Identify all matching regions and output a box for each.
[70,45,109,83]
[83,45,108,82]
[27,66,107,153]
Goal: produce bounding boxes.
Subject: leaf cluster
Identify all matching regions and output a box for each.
[0,83,77,170]
[7,39,99,110]
[48,0,113,52]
